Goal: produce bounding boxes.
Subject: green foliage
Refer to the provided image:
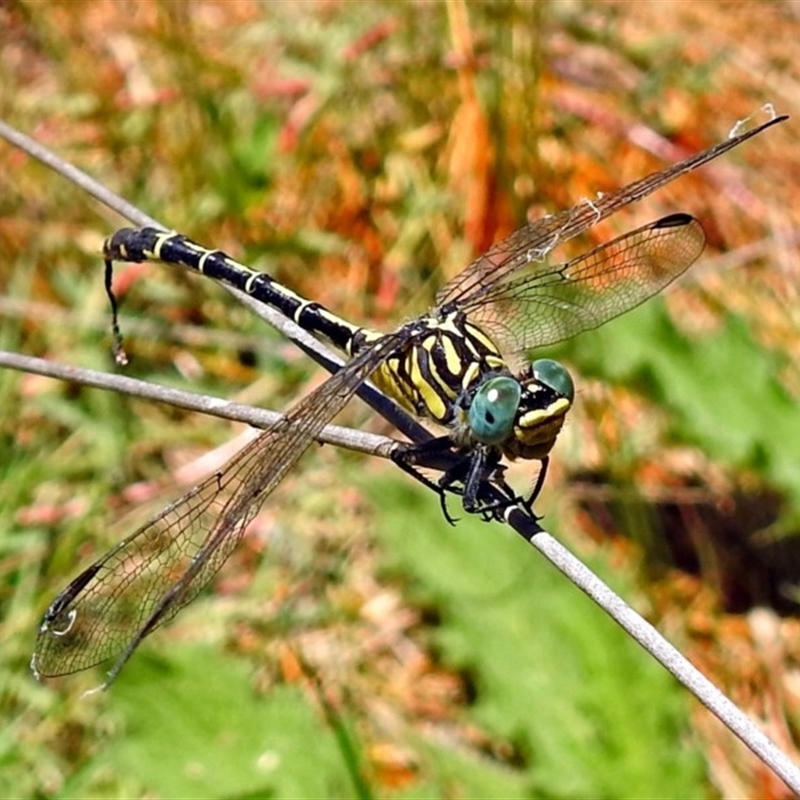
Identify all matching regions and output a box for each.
[556,302,800,521]
[367,477,706,799]
[1,1,795,797]
[69,649,362,800]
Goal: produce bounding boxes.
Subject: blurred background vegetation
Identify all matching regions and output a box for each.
[1,1,799,797]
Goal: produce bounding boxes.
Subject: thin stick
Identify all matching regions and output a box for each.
[0,350,394,458]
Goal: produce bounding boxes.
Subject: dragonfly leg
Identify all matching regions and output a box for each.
[447,447,547,523]
[522,456,549,518]
[390,437,465,524]
[395,438,515,521]
[457,447,525,521]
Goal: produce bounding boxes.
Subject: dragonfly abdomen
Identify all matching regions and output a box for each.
[104,228,370,357]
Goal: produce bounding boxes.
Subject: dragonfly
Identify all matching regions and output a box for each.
[30,114,786,687]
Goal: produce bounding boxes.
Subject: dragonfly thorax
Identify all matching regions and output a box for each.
[364,307,575,462]
[367,310,508,424]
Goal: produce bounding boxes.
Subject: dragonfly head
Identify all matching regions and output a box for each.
[468,359,574,460]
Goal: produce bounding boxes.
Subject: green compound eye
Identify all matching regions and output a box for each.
[532,359,574,402]
[468,376,522,445]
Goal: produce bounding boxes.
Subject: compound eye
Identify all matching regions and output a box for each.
[468,376,522,445]
[532,359,574,402]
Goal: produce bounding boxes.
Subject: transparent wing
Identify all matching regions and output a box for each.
[455,213,705,354]
[31,332,404,681]
[436,115,784,336]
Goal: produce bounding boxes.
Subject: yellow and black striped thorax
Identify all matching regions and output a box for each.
[356,310,506,425]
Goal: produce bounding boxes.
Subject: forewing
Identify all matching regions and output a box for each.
[32,332,404,679]
[460,213,706,354]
